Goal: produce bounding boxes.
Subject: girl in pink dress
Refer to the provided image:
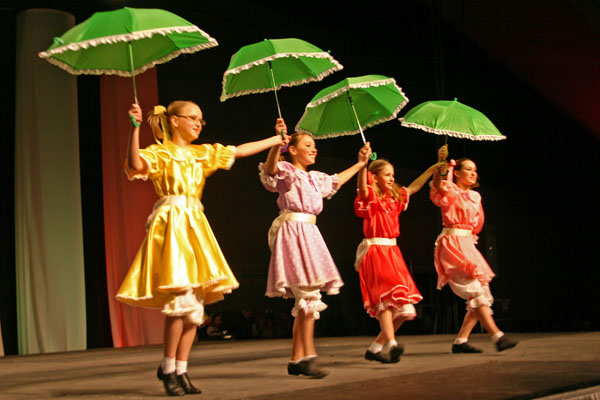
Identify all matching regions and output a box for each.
[260,121,371,378]
[355,152,445,363]
[431,152,518,353]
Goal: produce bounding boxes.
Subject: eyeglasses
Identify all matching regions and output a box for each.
[177,115,206,126]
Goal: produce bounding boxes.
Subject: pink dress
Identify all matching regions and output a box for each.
[355,186,422,318]
[259,161,343,298]
[430,180,495,290]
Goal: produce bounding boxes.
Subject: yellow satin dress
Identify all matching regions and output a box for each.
[117,141,239,309]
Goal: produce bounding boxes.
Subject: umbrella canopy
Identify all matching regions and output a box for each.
[220,38,343,117]
[295,74,409,141]
[399,98,506,141]
[39,7,218,77]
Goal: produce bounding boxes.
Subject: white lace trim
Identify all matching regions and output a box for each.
[399,119,507,141]
[162,290,205,326]
[295,78,409,139]
[38,26,218,77]
[291,298,328,320]
[220,52,343,101]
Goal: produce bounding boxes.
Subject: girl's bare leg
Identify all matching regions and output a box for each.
[300,311,317,357]
[473,306,501,336]
[291,312,305,360]
[375,309,395,344]
[164,316,184,358]
[175,322,197,361]
[457,310,480,339]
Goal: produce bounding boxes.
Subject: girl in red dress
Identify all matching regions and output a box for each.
[354,147,446,363]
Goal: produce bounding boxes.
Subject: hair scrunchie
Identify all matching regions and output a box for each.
[153,105,167,115]
[366,171,375,185]
[446,159,456,182]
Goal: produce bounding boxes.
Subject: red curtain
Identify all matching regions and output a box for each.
[100,70,164,347]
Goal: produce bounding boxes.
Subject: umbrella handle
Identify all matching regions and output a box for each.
[130,114,140,128]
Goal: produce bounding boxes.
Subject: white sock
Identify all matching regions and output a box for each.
[491,332,504,343]
[175,360,188,375]
[383,339,398,353]
[289,358,302,364]
[302,354,317,361]
[161,356,176,374]
[368,342,383,353]
[454,337,468,345]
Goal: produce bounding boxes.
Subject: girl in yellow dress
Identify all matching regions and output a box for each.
[117,101,287,396]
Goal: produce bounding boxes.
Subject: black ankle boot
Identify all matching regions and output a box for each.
[157,365,185,396]
[176,372,202,394]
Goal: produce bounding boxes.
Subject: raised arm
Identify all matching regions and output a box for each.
[357,160,369,200]
[261,118,288,176]
[236,118,288,160]
[337,142,371,187]
[432,144,449,191]
[126,104,145,172]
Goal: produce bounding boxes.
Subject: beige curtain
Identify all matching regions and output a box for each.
[14,9,86,354]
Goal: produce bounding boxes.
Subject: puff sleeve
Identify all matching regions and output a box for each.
[258,161,296,193]
[199,143,236,177]
[309,170,340,199]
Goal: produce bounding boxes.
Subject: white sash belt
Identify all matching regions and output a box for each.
[441,227,472,237]
[146,195,204,231]
[268,210,317,251]
[354,237,397,271]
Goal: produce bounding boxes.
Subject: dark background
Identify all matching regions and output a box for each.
[1,0,599,355]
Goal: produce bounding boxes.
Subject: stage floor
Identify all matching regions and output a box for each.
[1,332,599,399]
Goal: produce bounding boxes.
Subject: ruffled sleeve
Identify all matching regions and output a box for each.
[309,170,340,199]
[258,161,296,193]
[124,144,162,181]
[354,186,376,218]
[196,143,236,177]
[429,180,459,208]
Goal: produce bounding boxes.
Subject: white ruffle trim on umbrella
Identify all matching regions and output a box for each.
[305,78,405,108]
[220,52,343,101]
[40,25,216,56]
[296,101,409,140]
[399,119,507,141]
[38,26,218,77]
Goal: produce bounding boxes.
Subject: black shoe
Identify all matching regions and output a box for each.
[287,362,302,376]
[496,335,518,352]
[288,358,328,379]
[388,344,404,363]
[452,342,483,354]
[157,365,185,396]
[303,358,328,379]
[365,350,393,363]
[176,372,202,394]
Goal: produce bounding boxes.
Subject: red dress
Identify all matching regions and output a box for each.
[354,186,423,318]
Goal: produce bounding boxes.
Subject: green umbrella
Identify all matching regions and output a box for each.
[295,75,409,158]
[39,7,218,106]
[399,98,506,141]
[220,38,343,119]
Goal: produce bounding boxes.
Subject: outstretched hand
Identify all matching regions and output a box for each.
[128,104,142,127]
